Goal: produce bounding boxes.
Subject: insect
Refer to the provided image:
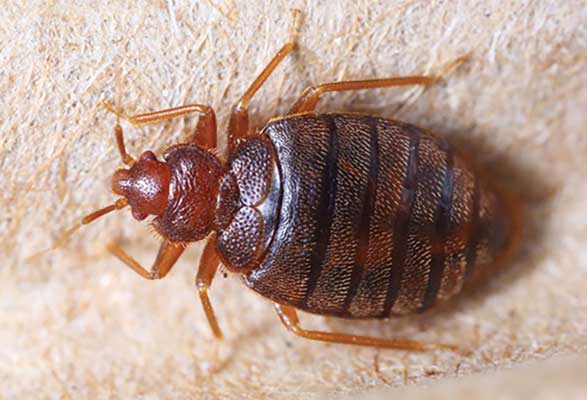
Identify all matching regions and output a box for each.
[77,11,521,353]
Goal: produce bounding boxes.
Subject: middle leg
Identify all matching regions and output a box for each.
[195,235,223,339]
[227,9,302,154]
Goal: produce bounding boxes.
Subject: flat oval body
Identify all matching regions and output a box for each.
[225,113,518,318]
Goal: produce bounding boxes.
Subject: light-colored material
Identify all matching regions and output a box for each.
[1,1,586,398]
[350,354,587,400]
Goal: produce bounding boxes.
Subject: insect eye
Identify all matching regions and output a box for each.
[131,208,148,221]
[140,151,157,162]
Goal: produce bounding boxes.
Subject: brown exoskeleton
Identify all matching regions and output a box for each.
[76,10,521,353]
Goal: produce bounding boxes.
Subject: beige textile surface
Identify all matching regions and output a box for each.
[350,354,587,400]
[1,0,586,398]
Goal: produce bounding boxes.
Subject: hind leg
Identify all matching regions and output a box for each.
[274,304,464,353]
[289,56,467,113]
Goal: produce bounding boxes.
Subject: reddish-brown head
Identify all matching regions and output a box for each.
[112,151,171,221]
[73,119,224,250]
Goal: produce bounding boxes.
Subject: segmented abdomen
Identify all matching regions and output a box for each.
[244,113,517,318]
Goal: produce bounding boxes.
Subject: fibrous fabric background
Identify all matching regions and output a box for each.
[1,1,586,399]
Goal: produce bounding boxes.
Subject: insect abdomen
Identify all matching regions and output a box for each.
[244,113,518,318]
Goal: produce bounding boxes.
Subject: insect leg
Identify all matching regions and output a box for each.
[106,239,185,279]
[103,102,217,149]
[227,9,302,154]
[289,56,467,113]
[274,303,463,353]
[195,236,223,339]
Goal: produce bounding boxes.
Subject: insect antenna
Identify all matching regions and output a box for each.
[81,198,128,224]
[26,198,129,262]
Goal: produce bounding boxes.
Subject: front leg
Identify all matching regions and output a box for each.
[103,102,218,149]
[107,239,185,279]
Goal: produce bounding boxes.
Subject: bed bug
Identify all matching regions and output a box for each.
[77,10,521,353]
